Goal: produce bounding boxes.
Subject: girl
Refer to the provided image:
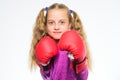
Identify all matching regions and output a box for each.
[29,3,92,80]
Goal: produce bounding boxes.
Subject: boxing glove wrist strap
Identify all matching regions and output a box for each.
[37,60,50,66]
[74,57,87,74]
[37,61,51,71]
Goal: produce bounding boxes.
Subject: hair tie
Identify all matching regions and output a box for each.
[69,10,73,14]
[45,7,48,11]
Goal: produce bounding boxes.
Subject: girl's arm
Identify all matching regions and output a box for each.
[39,64,51,80]
[76,67,88,80]
[74,57,88,80]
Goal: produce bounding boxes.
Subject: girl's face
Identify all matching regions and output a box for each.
[46,8,71,40]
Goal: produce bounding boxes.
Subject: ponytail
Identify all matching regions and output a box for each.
[71,10,92,70]
[29,8,47,70]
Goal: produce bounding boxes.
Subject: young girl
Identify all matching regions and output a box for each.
[29,3,92,80]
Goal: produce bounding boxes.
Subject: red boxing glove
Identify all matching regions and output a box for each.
[35,36,58,65]
[58,30,87,73]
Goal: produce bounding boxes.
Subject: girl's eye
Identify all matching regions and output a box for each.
[60,21,65,24]
[48,21,54,25]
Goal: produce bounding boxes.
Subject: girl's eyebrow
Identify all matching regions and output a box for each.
[58,19,68,21]
[47,19,54,21]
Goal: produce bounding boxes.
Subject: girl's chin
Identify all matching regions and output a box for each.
[52,36,61,40]
[53,37,61,42]
[54,37,60,40]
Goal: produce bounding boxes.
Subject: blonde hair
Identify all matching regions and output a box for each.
[29,3,92,71]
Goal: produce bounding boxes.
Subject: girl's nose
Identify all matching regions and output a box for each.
[54,24,59,30]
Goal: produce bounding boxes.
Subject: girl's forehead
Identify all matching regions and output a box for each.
[47,9,68,18]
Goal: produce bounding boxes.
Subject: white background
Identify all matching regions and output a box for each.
[0,0,120,80]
